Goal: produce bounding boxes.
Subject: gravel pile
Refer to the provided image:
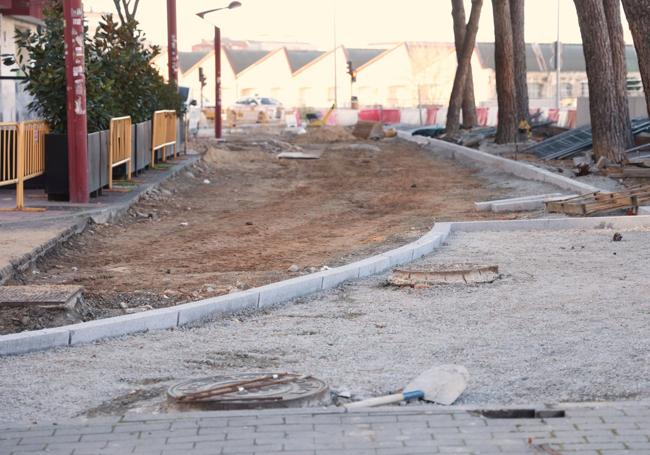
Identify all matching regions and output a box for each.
[1,227,648,424]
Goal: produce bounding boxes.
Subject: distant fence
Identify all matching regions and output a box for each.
[108,116,132,189]
[151,110,177,166]
[0,120,48,210]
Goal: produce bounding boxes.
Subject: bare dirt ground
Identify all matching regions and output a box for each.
[3,129,558,334]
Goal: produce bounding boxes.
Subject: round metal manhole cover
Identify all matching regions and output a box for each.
[167,373,330,410]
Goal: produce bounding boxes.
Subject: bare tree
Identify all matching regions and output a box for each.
[622,0,650,117]
[509,0,529,124]
[451,0,477,128]
[603,0,633,148]
[445,0,483,137]
[492,0,518,143]
[573,0,630,162]
[112,0,141,25]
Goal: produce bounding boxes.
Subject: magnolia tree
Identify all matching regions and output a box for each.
[6,0,182,133]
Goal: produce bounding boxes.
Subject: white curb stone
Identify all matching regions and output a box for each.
[357,256,392,278]
[69,307,180,345]
[321,264,361,290]
[257,274,324,308]
[397,132,601,194]
[176,290,260,326]
[0,327,70,356]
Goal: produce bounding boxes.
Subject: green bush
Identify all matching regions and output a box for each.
[7,0,183,134]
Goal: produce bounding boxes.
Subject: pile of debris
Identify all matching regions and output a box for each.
[545,185,650,216]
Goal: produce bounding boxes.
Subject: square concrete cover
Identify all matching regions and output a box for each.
[0,285,83,308]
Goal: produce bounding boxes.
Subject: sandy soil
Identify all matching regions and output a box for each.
[1,226,648,423]
[3,132,557,334]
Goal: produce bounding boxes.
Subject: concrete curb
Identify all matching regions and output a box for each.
[0,156,200,286]
[3,213,650,356]
[398,132,602,194]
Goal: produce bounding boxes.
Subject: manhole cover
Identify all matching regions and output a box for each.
[167,373,330,410]
[0,285,83,308]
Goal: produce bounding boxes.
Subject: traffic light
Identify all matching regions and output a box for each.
[198,67,207,88]
[346,60,356,83]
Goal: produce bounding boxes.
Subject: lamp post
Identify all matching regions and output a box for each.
[197,1,242,139]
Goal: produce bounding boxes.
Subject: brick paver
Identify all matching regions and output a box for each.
[1,402,649,454]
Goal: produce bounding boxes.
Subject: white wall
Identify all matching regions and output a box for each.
[576,96,648,127]
[236,49,295,106]
[0,15,37,122]
[179,49,237,109]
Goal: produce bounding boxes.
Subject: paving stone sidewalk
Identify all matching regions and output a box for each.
[1,402,649,454]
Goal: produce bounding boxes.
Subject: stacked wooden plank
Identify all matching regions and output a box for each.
[545,185,650,216]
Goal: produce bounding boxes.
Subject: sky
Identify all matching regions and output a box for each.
[84,0,634,52]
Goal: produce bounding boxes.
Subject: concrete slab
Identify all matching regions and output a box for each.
[176,290,260,326]
[475,193,564,211]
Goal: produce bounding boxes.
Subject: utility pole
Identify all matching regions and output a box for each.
[215,26,222,139]
[167,0,178,83]
[332,0,338,107]
[555,0,561,109]
[63,0,88,203]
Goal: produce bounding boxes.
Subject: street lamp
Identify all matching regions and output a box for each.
[197,1,242,139]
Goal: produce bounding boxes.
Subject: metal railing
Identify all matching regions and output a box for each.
[151,110,177,167]
[108,116,132,189]
[0,123,19,189]
[0,120,48,210]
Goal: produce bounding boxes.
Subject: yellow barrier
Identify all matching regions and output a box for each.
[108,116,132,189]
[0,123,19,190]
[0,120,48,210]
[151,110,177,167]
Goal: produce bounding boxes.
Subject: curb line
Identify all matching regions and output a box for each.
[398,132,602,194]
[3,214,650,356]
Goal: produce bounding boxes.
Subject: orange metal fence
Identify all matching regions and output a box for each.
[151,110,177,166]
[0,120,48,210]
[108,116,132,189]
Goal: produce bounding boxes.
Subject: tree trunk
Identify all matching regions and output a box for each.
[574,0,628,162]
[622,0,650,119]
[509,0,529,124]
[492,0,518,144]
[603,0,633,148]
[451,0,478,128]
[445,0,483,137]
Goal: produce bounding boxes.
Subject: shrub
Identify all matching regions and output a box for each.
[6,0,183,133]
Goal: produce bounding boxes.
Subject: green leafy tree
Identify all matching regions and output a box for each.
[6,0,182,134]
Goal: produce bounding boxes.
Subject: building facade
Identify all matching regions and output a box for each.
[0,1,43,121]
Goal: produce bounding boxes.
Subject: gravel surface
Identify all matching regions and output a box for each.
[1,227,649,424]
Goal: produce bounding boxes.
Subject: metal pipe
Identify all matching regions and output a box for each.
[63,0,89,203]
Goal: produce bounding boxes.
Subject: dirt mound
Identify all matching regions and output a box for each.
[203,147,265,166]
[294,126,356,144]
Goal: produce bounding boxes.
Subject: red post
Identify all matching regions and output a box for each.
[63,0,88,203]
[215,26,222,139]
[167,0,178,83]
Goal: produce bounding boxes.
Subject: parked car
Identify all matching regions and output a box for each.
[228,96,284,124]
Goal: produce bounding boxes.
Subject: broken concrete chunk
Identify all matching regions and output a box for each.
[388,264,499,287]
